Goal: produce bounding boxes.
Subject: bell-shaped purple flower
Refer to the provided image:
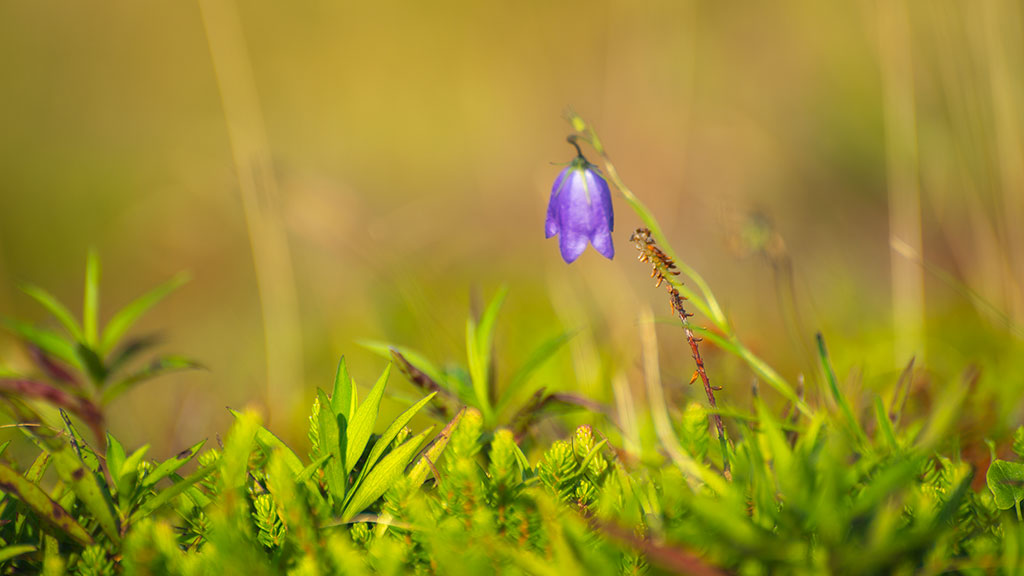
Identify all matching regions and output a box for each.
[545,155,614,263]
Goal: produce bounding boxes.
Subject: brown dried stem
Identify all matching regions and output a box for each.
[630,228,729,474]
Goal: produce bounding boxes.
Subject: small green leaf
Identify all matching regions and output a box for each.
[169,471,213,509]
[466,287,506,422]
[101,356,201,404]
[100,272,189,354]
[239,415,330,512]
[408,408,465,487]
[60,410,101,473]
[239,418,304,475]
[476,286,508,358]
[873,395,898,450]
[105,335,161,376]
[106,432,127,488]
[130,464,216,523]
[0,545,37,564]
[816,333,867,446]
[567,439,608,483]
[466,320,487,417]
[84,249,101,348]
[297,453,332,484]
[342,428,430,520]
[19,283,84,341]
[360,341,448,392]
[140,439,206,490]
[24,448,52,483]
[220,410,260,491]
[987,459,1024,510]
[3,319,81,369]
[317,388,347,508]
[75,342,107,386]
[0,462,92,546]
[330,356,356,421]
[352,392,436,489]
[50,444,119,543]
[42,534,63,575]
[1013,427,1024,459]
[344,364,391,474]
[112,443,149,509]
[119,444,150,484]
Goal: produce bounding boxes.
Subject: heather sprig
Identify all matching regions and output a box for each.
[631,227,729,476]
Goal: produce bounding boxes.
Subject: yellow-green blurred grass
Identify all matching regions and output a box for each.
[0,1,1022,456]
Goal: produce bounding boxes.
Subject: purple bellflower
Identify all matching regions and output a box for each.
[545,146,614,263]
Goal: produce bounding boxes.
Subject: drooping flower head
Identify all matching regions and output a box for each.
[545,139,614,263]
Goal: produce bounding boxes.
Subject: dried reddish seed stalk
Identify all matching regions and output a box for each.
[630,228,728,460]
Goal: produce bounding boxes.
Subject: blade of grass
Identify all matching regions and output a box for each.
[466,288,506,423]
[816,333,868,446]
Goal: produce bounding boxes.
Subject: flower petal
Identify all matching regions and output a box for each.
[586,169,614,231]
[591,228,614,260]
[546,167,572,238]
[559,229,588,263]
[545,203,559,238]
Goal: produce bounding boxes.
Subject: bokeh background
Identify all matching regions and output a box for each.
[2,0,1022,456]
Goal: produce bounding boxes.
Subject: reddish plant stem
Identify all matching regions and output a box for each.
[668,289,726,448]
[631,228,729,476]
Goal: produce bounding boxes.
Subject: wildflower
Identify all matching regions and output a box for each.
[545,142,614,263]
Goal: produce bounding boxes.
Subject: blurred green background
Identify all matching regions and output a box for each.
[1,0,1022,455]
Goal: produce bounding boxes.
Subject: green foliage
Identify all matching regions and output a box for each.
[73,545,113,576]
[1,159,1022,573]
[989,460,1024,512]
[306,359,439,520]
[0,252,196,445]
[361,287,581,431]
[0,360,1020,574]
